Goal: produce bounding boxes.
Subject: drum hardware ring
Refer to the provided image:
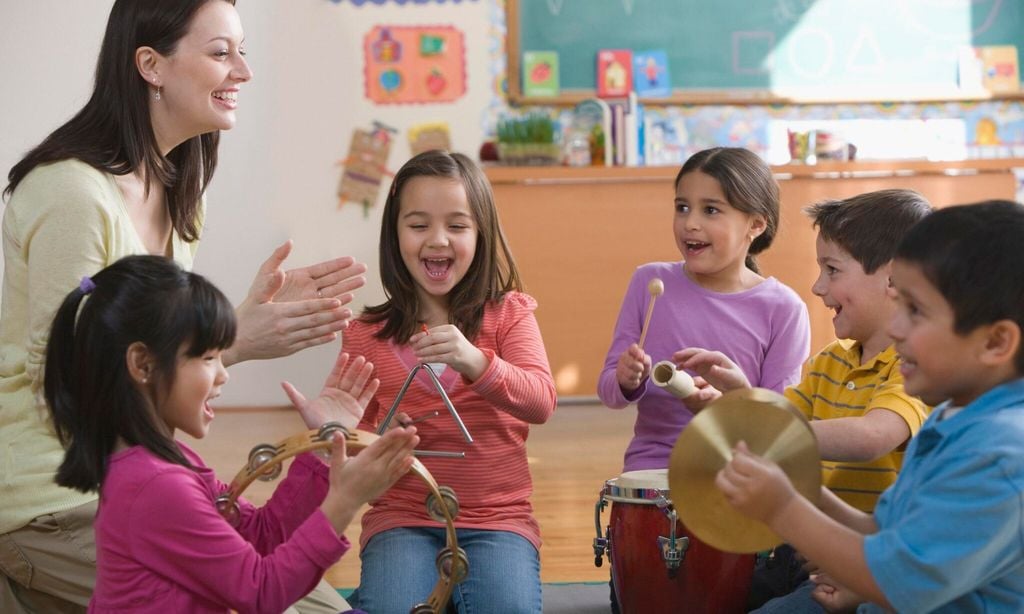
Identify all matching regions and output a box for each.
[658,507,689,578]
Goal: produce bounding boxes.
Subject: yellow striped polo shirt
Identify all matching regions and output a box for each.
[784,339,931,512]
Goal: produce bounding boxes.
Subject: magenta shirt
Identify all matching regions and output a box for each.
[90,442,349,613]
[598,261,810,471]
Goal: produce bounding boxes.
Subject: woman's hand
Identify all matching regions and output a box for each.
[674,347,751,393]
[272,241,367,303]
[319,426,419,535]
[224,241,366,366]
[616,343,651,393]
[281,353,378,431]
[715,441,797,525]
[409,324,488,381]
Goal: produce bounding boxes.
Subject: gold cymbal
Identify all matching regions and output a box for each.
[668,388,821,553]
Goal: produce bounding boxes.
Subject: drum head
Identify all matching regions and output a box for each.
[604,469,670,503]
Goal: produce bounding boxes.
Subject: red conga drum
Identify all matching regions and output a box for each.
[593,469,753,613]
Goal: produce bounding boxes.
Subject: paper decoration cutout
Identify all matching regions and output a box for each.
[364,26,466,104]
[337,122,396,213]
[371,28,402,62]
[408,122,452,156]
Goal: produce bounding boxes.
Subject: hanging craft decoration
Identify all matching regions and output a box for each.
[408,121,453,157]
[337,122,396,217]
[364,25,466,104]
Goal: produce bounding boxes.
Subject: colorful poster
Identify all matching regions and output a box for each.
[364,26,466,104]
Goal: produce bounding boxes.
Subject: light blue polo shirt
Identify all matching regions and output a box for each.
[863,377,1024,613]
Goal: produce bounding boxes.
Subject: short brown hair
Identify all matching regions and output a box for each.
[804,189,932,274]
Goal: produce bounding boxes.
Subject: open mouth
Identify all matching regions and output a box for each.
[684,240,709,255]
[212,90,238,109]
[423,258,452,280]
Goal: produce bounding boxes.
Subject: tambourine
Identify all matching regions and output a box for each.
[215,421,468,614]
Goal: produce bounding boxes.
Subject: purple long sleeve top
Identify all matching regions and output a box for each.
[598,262,810,471]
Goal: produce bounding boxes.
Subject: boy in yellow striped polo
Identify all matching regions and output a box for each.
[677,189,933,611]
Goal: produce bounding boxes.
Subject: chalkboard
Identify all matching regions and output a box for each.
[507,0,1024,104]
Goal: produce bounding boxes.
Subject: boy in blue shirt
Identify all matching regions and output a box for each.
[716,200,1024,613]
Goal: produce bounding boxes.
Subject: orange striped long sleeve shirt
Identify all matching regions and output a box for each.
[346,292,557,549]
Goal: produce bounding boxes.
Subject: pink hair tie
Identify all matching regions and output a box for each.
[79,276,96,294]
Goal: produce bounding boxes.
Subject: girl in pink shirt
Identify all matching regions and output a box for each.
[344,151,557,614]
[44,255,419,614]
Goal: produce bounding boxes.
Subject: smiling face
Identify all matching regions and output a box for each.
[887,260,991,407]
[673,170,765,290]
[156,345,229,439]
[812,236,895,358]
[149,0,252,151]
[397,176,479,313]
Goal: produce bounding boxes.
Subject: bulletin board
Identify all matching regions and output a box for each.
[507,0,1024,105]
[364,25,467,104]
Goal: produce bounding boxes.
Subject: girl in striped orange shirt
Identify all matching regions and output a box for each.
[343,150,557,614]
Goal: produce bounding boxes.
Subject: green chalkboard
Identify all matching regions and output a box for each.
[508,0,1024,103]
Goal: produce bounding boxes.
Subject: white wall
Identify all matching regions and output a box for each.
[0,0,496,405]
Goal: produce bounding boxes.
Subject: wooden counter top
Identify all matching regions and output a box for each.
[487,159,1022,397]
[485,158,1024,184]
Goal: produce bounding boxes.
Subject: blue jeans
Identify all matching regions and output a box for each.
[349,527,541,614]
[752,579,824,614]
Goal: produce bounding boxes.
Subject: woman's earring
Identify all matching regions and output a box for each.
[154,86,161,101]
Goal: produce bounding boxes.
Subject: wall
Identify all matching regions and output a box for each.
[0,0,496,406]
[4,1,1024,405]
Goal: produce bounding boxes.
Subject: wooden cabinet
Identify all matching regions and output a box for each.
[486,160,1023,397]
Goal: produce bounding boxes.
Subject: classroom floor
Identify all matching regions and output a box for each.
[182,400,636,590]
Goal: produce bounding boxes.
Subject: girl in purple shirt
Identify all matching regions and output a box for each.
[44,256,419,614]
[598,147,810,471]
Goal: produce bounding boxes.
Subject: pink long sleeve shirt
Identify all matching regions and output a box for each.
[89,442,349,613]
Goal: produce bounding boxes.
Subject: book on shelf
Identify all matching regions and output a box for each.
[606,92,643,166]
[633,50,671,98]
[522,50,560,97]
[597,49,633,98]
[959,45,1019,93]
[643,112,688,167]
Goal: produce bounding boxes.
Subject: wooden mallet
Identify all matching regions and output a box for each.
[638,278,664,350]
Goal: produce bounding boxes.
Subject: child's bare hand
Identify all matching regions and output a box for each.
[319,428,419,534]
[281,352,379,431]
[334,428,418,503]
[811,572,863,613]
[674,347,750,392]
[715,441,796,525]
[410,325,488,381]
[616,343,651,392]
[680,376,722,412]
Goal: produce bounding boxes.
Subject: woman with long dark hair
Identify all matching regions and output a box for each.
[0,1,364,611]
